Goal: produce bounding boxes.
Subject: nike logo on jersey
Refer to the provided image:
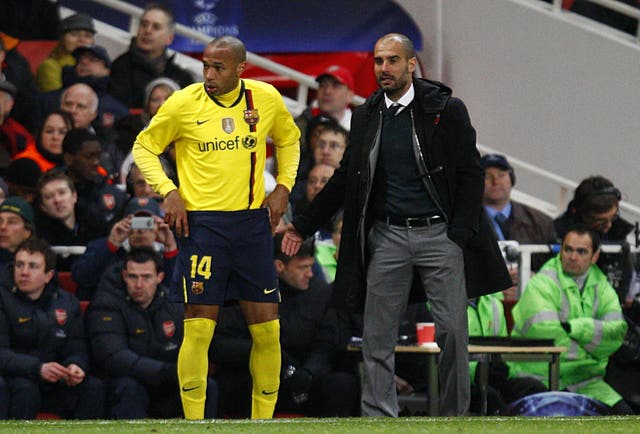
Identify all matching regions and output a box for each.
[182,386,200,392]
[18,317,31,324]
[262,389,278,395]
[263,288,277,294]
[196,119,209,125]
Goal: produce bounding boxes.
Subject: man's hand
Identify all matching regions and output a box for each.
[108,215,132,248]
[40,362,70,383]
[262,184,289,232]
[65,363,86,387]
[280,223,304,256]
[164,189,189,238]
[155,216,178,250]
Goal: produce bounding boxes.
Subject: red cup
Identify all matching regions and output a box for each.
[416,322,435,346]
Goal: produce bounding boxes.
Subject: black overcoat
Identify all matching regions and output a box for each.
[293,78,511,310]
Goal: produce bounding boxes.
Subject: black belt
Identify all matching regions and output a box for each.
[378,215,445,228]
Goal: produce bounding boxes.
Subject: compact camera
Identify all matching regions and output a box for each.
[131,216,155,230]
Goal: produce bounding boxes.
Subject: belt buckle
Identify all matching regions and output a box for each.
[406,217,420,228]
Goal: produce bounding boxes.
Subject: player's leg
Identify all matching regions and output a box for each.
[240,300,280,419]
[178,304,219,419]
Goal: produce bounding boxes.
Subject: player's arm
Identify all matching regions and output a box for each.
[133,98,189,237]
[263,89,301,230]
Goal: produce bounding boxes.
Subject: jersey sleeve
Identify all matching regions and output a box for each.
[132,94,183,197]
[268,88,300,192]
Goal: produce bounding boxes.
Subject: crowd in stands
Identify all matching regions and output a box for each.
[0,1,639,420]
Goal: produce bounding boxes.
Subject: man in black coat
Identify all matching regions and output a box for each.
[0,238,104,419]
[86,247,217,418]
[281,33,510,417]
[108,4,193,109]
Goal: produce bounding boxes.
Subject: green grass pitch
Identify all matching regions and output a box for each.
[1,416,639,433]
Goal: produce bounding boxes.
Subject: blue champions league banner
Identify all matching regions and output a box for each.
[58,0,421,53]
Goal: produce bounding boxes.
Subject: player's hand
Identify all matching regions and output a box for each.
[164,190,189,238]
[262,184,289,232]
[280,223,303,256]
[65,363,86,387]
[40,362,70,383]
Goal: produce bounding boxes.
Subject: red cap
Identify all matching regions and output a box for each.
[316,65,354,90]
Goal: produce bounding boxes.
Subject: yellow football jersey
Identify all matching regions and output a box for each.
[133,79,300,211]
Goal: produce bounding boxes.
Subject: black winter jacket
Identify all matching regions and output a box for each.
[85,263,183,386]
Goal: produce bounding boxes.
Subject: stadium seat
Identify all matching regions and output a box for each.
[57,271,78,296]
[14,40,57,75]
[36,412,61,419]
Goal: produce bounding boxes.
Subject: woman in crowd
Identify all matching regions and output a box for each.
[14,109,74,172]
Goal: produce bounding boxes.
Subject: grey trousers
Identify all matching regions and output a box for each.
[361,221,470,416]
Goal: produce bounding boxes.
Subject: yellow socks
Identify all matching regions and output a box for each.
[178,317,215,419]
[248,319,281,419]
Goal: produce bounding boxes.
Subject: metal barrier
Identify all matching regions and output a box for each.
[500,242,639,296]
[551,0,640,42]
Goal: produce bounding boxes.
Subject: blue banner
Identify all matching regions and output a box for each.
[59,0,421,53]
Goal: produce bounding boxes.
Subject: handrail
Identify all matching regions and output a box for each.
[80,0,366,107]
[551,0,640,41]
[500,242,639,296]
[477,143,640,222]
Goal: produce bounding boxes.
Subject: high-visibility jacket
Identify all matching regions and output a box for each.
[468,292,509,382]
[511,255,627,406]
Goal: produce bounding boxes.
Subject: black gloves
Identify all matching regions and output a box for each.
[283,366,313,404]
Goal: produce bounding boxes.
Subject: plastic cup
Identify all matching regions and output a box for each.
[416,322,435,346]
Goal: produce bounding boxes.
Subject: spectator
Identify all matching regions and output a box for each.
[63,128,126,226]
[125,163,164,206]
[109,3,193,109]
[59,83,98,131]
[554,176,634,305]
[34,170,109,270]
[511,225,634,414]
[86,247,217,419]
[481,153,556,299]
[0,79,36,170]
[71,197,177,300]
[295,66,354,149]
[0,0,60,41]
[290,114,339,204]
[36,13,95,93]
[0,33,41,134]
[0,238,105,419]
[214,235,359,417]
[4,158,42,205]
[40,45,128,136]
[312,123,348,169]
[116,77,181,184]
[0,196,34,276]
[13,109,74,173]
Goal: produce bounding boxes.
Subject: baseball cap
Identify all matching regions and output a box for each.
[59,13,96,35]
[0,196,34,226]
[480,154,513,172]
[125,197,161,217]
[72,45,112,69]
[0,80,17,99]
[316,65,354,90]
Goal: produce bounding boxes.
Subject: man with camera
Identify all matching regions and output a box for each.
[70,197,177,300]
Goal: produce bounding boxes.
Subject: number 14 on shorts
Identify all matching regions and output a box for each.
[190,255,212,279]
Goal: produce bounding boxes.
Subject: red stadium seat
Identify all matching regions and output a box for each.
[57,271,78,296]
